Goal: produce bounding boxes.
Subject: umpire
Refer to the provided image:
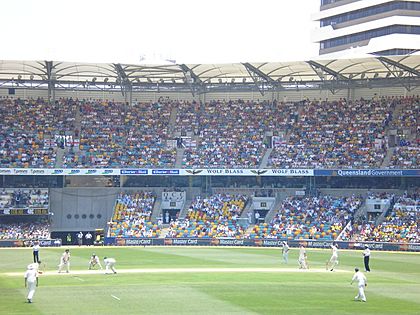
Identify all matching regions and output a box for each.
[363,245,371,272]
[32,240,40,263]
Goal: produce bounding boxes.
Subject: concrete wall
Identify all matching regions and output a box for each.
[49,188,119,232]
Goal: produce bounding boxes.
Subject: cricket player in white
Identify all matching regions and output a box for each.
[104,257,117,274]
[58,249,71,273]
[24,263,39,303]
[298,245,308,269]
[351,267,367,302]
[326,243,339,271]
[89,253,103,270]
[282,241,290,264]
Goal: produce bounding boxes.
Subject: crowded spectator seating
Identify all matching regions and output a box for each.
[108,191,161,238]
[389,96,418,130]
[181,100,293,168]
[0,188,49,209]
[247,195,362,240]
[389,146,419,169]
[63,100,176,168]
[0,98,77,168]
[388,96,419,169]
[268,98,398,168]
[349,193,419,243]
[0,219,50,240]
[166,193,248,238]
[0,96,419,169]
[174,100,201,135]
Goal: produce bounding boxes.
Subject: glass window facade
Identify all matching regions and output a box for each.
[321,0,347,6]
[320,25,420,49]
[373,48,417,55]
[320,2,420,27]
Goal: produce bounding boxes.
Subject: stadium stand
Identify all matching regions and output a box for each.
[0,219,50,240]
[0,188,50,240]
[181,100,286,168]
[268,97,397,169]
[247,195,363,240]
[0,98,77,168]
[0,188,49,209]
[0,96,418,169]
[166,193,248,238]
[108,191,161,238]
[63,100,176,168]
[347,192,419,243]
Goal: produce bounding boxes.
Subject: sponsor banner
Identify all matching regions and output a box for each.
[120,169,148,175]
[152,169,180,175]
[14,168,31,175]
[0,239,61,248]
[1,168,316,176]
[2,168,419,177]
[0,240,25,247]
[5,168,121,176]
[103,237,420,252]
[0,169,13,175]
[189,169,314,176]
[315,169,420,177]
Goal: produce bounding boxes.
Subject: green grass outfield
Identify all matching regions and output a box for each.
[0,246,419,315]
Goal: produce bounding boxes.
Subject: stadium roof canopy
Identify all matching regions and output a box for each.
[0,54,419,96]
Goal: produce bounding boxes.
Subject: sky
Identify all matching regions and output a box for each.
[0,0,320,64]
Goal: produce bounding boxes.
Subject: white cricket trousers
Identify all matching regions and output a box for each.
[27,281,36,299]
[355,285,366,302]
[58,262,70,273]
[106,263,116,273]
[298,257,307,269]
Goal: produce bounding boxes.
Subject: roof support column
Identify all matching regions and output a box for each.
[114,64,132,105]
[45,61,55,103]
[179,64,203,97]
[242,63,277,96]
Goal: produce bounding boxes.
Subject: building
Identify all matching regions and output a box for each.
[312,0,420,58]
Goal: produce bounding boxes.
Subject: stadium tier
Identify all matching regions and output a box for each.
[108,191,161,238]
[344,193,419,243]
[0,188,50,240]
[1,96,418,169]
[167,193,248,238]
[246,195,362,240]
[0,220,50,240]
[101,190,418,243]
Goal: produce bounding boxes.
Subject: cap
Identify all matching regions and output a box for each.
[27,263,38,270]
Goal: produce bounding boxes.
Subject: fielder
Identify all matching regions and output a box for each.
[326,243,339,271]
[351,267,368,302]
[282,241,290,264]
[89,253,103,270]
[58,249,71,273]
[24,263,39,303]
[298,244,308,269]
[104,257,117,274]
